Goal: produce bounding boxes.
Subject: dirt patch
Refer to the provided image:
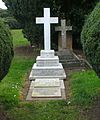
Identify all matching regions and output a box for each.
[0,107,9,120]
[20,72,31,101]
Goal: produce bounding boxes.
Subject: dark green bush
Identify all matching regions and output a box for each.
[81,2,100,77]
[0,19,14,81]
[4,17,21,29]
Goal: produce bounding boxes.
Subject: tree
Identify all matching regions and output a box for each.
[81,2,100,77]
[55,0,97,48]
[0,18,14,81]
[0,9,21,29]
[3,0,55,47]
[3,0,97,48]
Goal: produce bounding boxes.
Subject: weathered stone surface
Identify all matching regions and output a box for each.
[33,78,60,87]
[55,19,72,50]
[28,9,66,100]
[36,8,58,50]
[32,87,61,98]
[36,56,59,66]
[26,79,66,100]
[29,63,66,80]
[60,80,65,89]
[40,50,55,58]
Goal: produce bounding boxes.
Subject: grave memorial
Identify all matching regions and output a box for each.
[27,8,66,100]
[55,20,82,70]
[55,19,72,51]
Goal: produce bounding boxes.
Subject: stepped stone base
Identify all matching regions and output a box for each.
[28,50,66,99]
[29,63,66,80]
[29,50,66,80]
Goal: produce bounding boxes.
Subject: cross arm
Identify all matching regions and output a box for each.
[36,17,44,24]
[65,26,72,31]
[55,26,62,31]
[50,17,58,23]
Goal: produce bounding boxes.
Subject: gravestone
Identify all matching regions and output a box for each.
[55,19,72,51]
[55,20,82,70]
[27,8,66,100]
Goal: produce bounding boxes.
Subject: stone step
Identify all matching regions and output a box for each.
[31,78,60,88]
[32,87,61,98]
[62,63,82,68]
[60,59,80,63]
[59,56,75,59]
[60,59,82,65]
[29,63,66,80]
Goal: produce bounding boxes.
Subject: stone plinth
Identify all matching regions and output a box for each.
[36,56,59,67]
[40,50,55,58]
[29,50,66,80]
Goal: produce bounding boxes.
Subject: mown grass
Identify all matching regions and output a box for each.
[70,70,100,106]
[0,29,100,120]
[8,101,82,120]
[11,29,30,47]
[0,56,34,108]
[7,70,100,120]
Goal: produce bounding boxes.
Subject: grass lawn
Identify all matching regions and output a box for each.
[0,29,34,108]
[0,29,100,120]
[11,29,30,47]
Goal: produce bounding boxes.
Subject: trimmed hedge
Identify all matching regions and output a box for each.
[81,2,100,77]
[0,19,14,81]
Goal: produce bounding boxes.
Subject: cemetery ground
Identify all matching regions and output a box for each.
[0,29,100,120]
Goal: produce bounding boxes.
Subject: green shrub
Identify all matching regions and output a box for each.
[81,2,100,77]
[0,19,14,81]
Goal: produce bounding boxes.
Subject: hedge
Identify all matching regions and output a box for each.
[81,2,100,77]
[0,19,14,81]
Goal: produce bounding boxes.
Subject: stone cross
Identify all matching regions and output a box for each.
[36,8,58,50]
[55,19,72,49]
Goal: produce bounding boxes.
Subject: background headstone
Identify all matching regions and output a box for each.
[55,19,72,51]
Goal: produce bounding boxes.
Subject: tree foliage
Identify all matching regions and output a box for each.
[0,18,14,81]
[3,0,55,47]
[81,2,100,77]
[3,0,97,48]
[0,9,21,29]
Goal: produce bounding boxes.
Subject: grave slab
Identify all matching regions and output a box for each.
[32,87,61,98]
[26,79,66,100]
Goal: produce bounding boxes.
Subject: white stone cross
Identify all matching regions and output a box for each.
[36,8,58,50]
[55,19,72,49]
